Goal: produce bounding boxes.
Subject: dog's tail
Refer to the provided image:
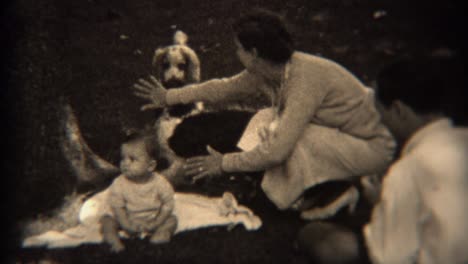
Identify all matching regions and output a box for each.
[173,30,188,45]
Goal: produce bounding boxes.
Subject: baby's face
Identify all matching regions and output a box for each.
[120,141,155,180]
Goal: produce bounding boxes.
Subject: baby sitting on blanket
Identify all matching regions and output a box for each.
[21,107,262,249]
[100,130,177,252]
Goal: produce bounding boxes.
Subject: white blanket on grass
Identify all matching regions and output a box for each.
[22,190,262,248]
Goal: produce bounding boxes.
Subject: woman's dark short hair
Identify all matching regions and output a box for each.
[376,56,464,116]
[232,9,294,64]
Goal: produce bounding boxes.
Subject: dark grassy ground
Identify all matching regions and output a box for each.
[2,0,465,263]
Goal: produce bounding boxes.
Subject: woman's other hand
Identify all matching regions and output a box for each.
[185,146,224,183]
[133,75,168,111]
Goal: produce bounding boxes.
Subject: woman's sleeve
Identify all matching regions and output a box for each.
[221,70,328,172]
[166,70,259,105]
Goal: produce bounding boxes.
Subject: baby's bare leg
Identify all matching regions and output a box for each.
[100,215,125,252]
[149,215,178,244]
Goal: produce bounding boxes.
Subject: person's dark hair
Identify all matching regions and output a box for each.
[376,56,464,116]
[232,9,294,64]
[123,129,161,161]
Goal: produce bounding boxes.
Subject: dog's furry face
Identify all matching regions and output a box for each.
[152,31,201,117]
[158,46,190,88]
[153,44,200,89]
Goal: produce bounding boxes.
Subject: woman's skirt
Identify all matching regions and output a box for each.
[237,108,395,210]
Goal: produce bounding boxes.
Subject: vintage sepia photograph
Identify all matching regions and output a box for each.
[3,0,466,263]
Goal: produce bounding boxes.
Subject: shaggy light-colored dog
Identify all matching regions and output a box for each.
[152,30,203,117]
[153,30,200,89]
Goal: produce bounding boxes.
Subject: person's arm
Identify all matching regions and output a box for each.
[133,71,261,111]
[363,161,421,264]
[221,70,328,172]
[147,177,175,229]
[166,70,260,106]
[108,179,141,233]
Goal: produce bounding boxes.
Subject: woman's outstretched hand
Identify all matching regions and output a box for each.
[133,76,168,111]
[185,146,224,183]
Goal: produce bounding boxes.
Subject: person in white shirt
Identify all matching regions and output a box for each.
[297,56,468,264]
[364,56,468,264]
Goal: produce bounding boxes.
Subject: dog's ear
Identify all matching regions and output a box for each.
[181,46,201,83]
[152,48,166,67]
[152,48,167,77]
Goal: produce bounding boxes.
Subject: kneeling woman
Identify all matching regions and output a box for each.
[133,10,395,218]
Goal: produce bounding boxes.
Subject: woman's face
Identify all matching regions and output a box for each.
[234,38,256,71]
[375,99,417,144]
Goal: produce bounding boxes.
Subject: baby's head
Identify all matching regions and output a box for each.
[120,131,160,181]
